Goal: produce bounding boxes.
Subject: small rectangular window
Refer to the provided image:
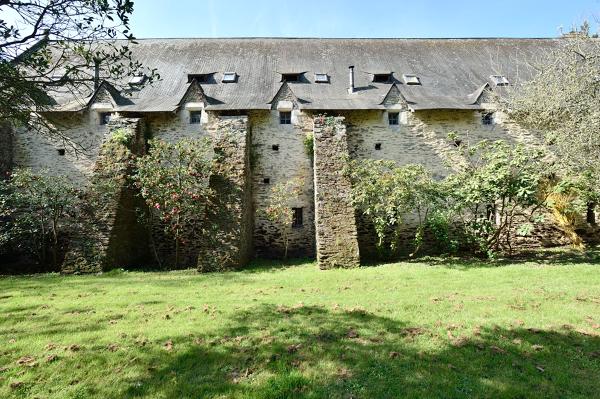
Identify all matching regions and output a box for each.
[128,75,146,86]
[57,148,66,156]
[189,111,202,124]
[402,74,421,85]
[281,73,301,82]
[292,207,303,228]
[263,178,270,184]
[272,144,279,151]
[222,72,237,83]
[482,112,494,125]
[373,74,392,83]
[388,112,399,126]
[375,143,382,151]
[315,73,329,83]
[187,73,211,83]
[99,112,111,125]
[279,111,291,125]
[490,75,509,86]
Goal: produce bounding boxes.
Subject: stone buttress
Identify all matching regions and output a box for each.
[313,116,360,269]
[197,115,254,271]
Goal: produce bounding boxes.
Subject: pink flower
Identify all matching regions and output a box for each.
[154,203,161,209]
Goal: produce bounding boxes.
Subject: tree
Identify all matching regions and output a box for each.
[345,160,440,256]
[445,139,551,256]
[498,27,600,210]
[134,138,214,268]
[0,168,81,268]
[264,177,304,259]
[0,0,158,140]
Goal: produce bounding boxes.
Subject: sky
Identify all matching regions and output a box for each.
[130,0,600,38]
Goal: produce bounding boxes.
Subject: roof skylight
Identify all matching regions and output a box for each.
[222,72,237,83]
[402,74,421,85]
[128,75,146,85]
[315,73,329,83]
[490,75,509,86]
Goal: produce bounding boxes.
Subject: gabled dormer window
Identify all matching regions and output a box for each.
[315,73,329,83]
[222,72,237,83]
[490,75,509,86]
[482,112,494,125]
[99,112,111,125]
[189,111,202,124]
[388,112,400,125]
[373,73,392,83]
[281,73,301,83]
[279,111,292,125]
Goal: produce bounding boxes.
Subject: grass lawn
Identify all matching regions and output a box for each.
[1,251,599,398]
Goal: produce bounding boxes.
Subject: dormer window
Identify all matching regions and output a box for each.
[128,74,146,86]
[279,111,292,125]
[187,73,211,83]
[373,73,392,83]
[490,75,509,86]
[222,72,237,83]
[388,112,399,126]
[189,111,202,124]
[482,112,494,125]
[99,112,111,125]
[281,73,301,83]
[315,73,329,83]
[402,74,421,85]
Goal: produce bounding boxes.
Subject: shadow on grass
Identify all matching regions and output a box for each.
[361,246,600,270]
[117,305,600,399]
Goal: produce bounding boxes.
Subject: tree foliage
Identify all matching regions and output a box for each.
[347,139,552,258]
[0,168,81,268]
[499,29,600,202]
[134,138,214,268]
[346,160,440,255]
[264,177,304,259]
[445,139,551,256]
[0,0,158,137]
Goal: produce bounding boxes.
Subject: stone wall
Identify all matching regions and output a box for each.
[313,116,360,269]
[250,110,316,258]
[62,117,150,273]
[13,111,112,184]
[345,109,571,258]
[197,115,254,271]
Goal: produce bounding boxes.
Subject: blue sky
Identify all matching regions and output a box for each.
[130,0,600,38]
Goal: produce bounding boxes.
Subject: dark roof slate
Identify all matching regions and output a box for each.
[48,38,563,112]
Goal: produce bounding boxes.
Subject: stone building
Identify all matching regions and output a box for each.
[2,38,571,270]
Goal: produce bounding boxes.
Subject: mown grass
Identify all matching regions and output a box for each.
[0,251,599,398]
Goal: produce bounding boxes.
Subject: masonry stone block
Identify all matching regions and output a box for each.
[313,116,360,269]
[62,117,150,273]
[197,116,254,271]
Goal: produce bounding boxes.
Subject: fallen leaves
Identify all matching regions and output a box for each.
[107,343,119,352]
[164,340,173,352]
[65,344,81,352]
[9,381,24,389]
[16,356,37,367]
[346,329,359,339]
[46,354,58,363]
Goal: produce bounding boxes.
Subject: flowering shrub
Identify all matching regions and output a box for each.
[134,138,214,267]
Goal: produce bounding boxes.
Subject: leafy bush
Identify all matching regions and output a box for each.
[133,138,214,267]
[264,177,304,259]
[0,169,82,268]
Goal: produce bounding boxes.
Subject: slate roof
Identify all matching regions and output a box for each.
[48,37,564,112]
